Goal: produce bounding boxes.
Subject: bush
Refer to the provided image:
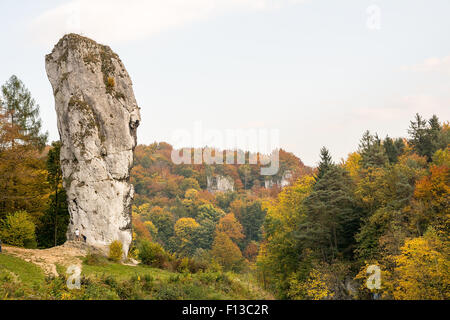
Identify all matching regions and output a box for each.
[84,252,108,266]
[0,211,37,248]
[109,240,123,262]
[138,240,168,268]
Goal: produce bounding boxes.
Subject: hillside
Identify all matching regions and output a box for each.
[0,244,273,300]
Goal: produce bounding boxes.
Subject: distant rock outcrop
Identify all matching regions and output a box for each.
[264,170,293,188]
[45,34,141,256]
[207,175,234,193]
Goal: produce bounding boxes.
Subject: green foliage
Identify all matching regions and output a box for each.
[0,211,37,248]
[138,240,169,268]
[315,146,333,181]
[83,252,109,266]
[302,166,361,261]
[257,114,449,300]
[37,141,69,248]
[408,113,446,162]
[359,131,388,168]
[0,75,48,149]
[109,240,123,262]
[211,232,244,271]
[383,136,405,164]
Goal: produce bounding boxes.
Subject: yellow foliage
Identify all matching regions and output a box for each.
[287,269,334,300]
[343,152,362,180]
[391,230,450,300]
[216,213,244,241]
[109,240,123,262]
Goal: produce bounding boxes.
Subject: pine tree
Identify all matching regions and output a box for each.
[383,136,405,164]
[0,76,49,220]
[408,113,442,161]
[36,141,69,248]
[1,75,48,149]
[359,131,388,168]
[302,166,361,261]
[315,147,333,181]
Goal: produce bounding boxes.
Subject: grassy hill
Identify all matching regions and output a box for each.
[0,250,272,300]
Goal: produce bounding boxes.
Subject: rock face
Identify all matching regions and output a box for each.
[45,34,141,256]
[207,175,234,193]
[264,170,293,189]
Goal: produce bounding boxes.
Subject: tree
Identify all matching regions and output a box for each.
[359,131,388,168]
[408,113,442,162]
[342,152,361,180]
[315,147,333,181]
[109,240,123,262]
[0,211,37,248]
[195,204,225,250]
[0,75,47,149]
[0,76,49,220]
[211,231,244,270]
[411,162,449,234]
[37,141,69,247]
[138,239,168,268]
[302,166,360,261]
[391,229,449,300]
[257,176,315,295]
[383,136,405,164]
[145,205,175,247]
[287,268,334,300]
[174,217,200,255]
[216,213,244,242]
[244,241,259,262]
[235,200,266,246]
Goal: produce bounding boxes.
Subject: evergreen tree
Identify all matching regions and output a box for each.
[1,75,48,149]
[315,147,333,181]
[36,141,69,247]
[408,113,442,161]
[383,136,405,164]
[0,76,49,218]
[359,131,388,168]
[301,166,360,261]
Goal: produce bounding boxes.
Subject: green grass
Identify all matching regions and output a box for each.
[81,259,271,299]
[82,261,173,282]
[0,254,45,287]
[0,252,271,300]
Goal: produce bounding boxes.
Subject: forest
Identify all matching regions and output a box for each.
[0,75,448,299]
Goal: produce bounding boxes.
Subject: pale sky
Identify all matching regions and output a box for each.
[0,0,449,166]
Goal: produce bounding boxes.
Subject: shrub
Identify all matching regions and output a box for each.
[0,211,37,248]
[106,76,115,89]
[84,252,108,266]
[109,240,123,262]
[138,240,168,268]
[177,257,190,273]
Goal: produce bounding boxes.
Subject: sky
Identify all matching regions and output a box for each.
[0,0,449,166]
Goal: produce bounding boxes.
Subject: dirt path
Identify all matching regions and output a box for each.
[3,241,89,277]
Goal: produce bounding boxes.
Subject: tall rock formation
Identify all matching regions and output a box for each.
[45,34,141,256]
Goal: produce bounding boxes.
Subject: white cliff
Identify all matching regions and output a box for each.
[45,34,141,256]
[207,175,234,193]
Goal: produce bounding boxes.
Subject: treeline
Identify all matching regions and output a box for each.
[256,114,449,299]
[1,75,448,300]
[129,143,308,271]
[0,75,307,269]
[131,143,310,204]
[0,75,68,248]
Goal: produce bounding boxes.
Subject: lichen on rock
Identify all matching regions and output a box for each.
[45,34,141,256]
